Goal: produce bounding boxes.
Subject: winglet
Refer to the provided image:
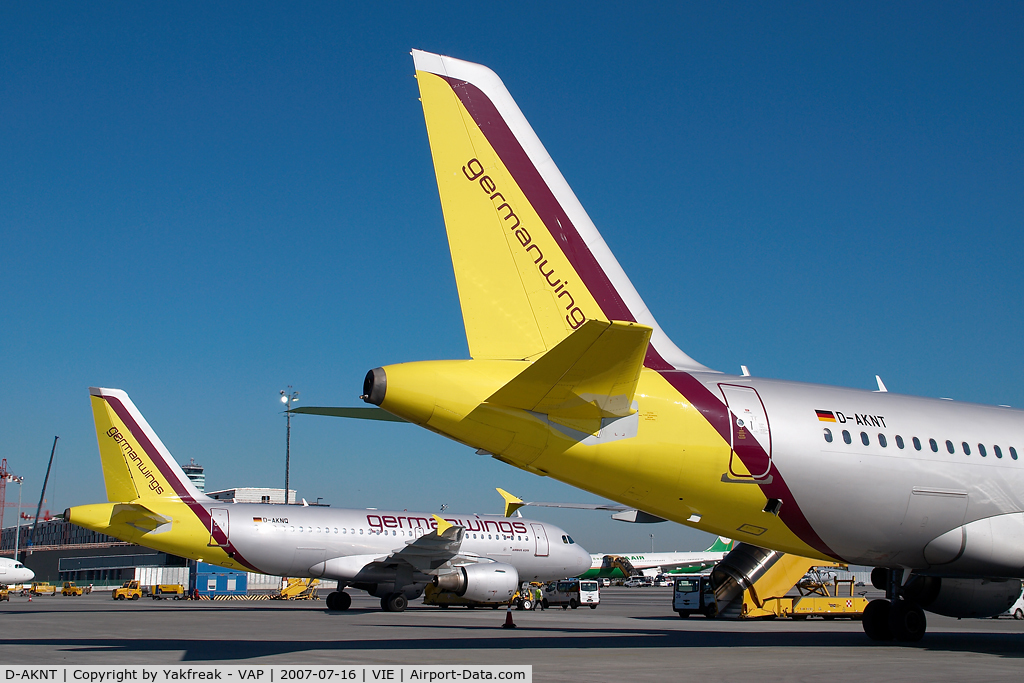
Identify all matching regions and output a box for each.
[497,488,526,517]
[432,514,453,535]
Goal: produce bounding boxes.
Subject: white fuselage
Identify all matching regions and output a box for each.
[0,557,35,584]
[692,372,1024,573]
[216,504,591,582]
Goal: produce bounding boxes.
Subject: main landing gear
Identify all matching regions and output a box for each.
[325,591,352,611]
[862,568,927,642]
[381,592,408,612]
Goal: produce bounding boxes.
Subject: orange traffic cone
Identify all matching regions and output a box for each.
[501,604,516,629]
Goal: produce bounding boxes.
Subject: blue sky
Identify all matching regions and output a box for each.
[2,2,1022,553]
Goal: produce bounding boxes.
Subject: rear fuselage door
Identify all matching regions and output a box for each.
[209,508,230,547]
[531,523,549,557]
[719,384,772,480]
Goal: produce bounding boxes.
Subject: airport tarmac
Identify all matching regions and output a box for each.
[1,587,1022,681]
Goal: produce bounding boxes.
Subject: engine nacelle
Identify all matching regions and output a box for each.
[433,563,519,603]
[906,576,1022,618]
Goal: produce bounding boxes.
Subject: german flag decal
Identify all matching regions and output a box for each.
[815,410,837,422]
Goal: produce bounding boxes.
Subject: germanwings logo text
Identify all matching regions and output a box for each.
[463,158,586,330]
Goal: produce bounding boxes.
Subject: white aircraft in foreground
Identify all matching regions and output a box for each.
[0,557,35,585]
[346,50,1024,640]
[66,387,591,611]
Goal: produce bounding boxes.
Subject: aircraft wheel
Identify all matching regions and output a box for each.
[383,593,408,612]
[888,601,926,642]
[336,591,351,610]
[862,599,893,641]
[326,592,338,610]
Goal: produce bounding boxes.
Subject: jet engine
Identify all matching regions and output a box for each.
[905,576,1022,618]
[433,563,519,603]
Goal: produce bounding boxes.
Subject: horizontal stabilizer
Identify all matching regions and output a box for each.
[109,503,172,532]
[291,406,409,422]
[486,320,652,419]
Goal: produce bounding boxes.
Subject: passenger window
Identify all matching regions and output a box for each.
[994,445,1003,459]
[823,428,833,443]
[895,435,905,449]
[962,442,970,455]
[945,440,954,454]
[913,437,922,451]
[979,444,987,457]
[1011,447,1018,460]
[878,434,887,448]
[929,439,938,452]
[842,430,852,444]
[861,432,870,446]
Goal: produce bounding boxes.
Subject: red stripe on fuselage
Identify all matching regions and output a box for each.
[438,75,840,561]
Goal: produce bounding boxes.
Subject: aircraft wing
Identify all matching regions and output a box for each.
[655,558,720,572]
[496,487,665,523]
[369,516,471,573]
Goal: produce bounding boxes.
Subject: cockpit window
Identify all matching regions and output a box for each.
[566,535,575,544]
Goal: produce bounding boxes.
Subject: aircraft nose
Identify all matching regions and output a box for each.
[573,544,591,574]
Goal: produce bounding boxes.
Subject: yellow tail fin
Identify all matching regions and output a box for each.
[89,387,204,503]
[413,50,708,372]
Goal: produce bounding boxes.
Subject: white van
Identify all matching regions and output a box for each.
[542,579,600,609]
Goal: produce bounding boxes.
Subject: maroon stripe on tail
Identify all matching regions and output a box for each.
[103,395,261,572]
[440,77,638,326]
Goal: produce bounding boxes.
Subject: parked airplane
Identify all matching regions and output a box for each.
[582,538,735,580]
[0,557,35,584]
[351,50,1024,640]
[65,387,591,611]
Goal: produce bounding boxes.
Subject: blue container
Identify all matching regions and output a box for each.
[191,562,248,596]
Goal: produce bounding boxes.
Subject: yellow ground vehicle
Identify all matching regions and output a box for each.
[30,582,57,596]
[112,579,142,600]
[0,585,9,601]
[423,582,506,609]
[151,584,185,599]
[673,552,866,620]
[61,581,84,596]
[270,578,319,600]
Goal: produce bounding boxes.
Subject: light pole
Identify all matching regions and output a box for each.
[650,533,655,553]
[11,475,24,561]
[280,387,299,505]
